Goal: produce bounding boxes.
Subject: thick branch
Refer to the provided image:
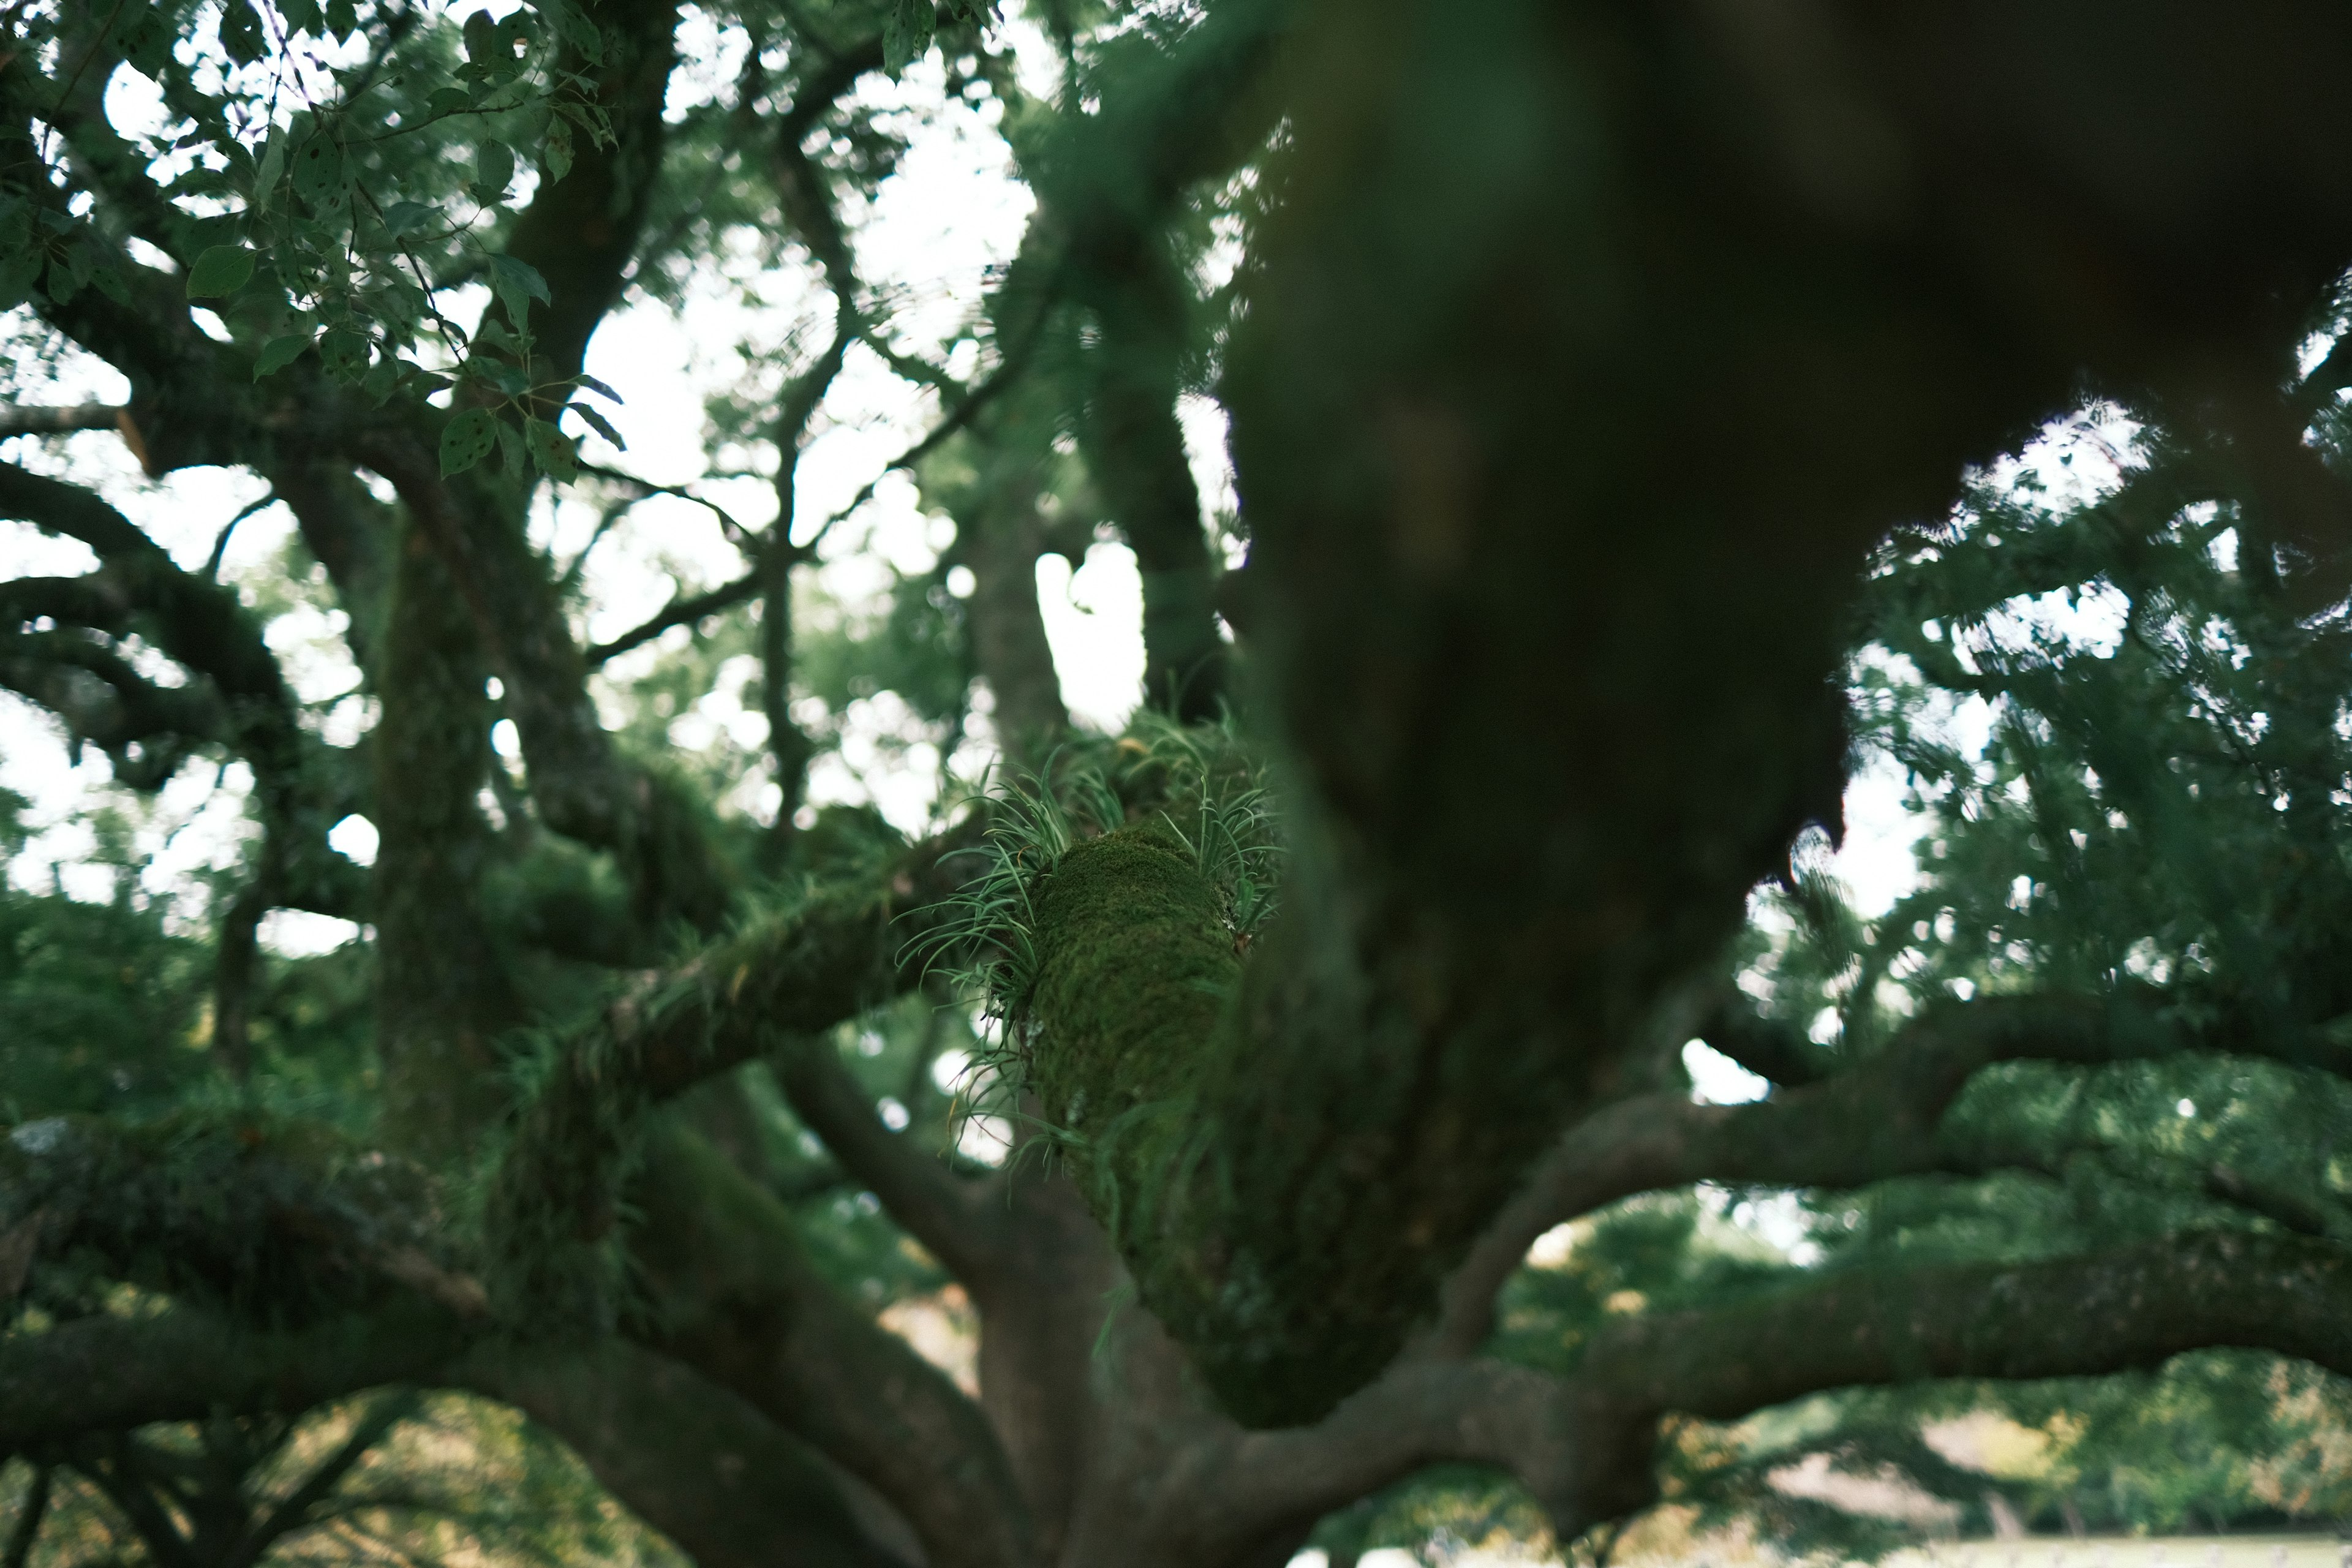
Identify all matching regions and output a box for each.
[1430,989,2352,1357]
[1213,1231,2352,1551]
[460,1340,915,1568]
[482,816,990,1320]
[500,0,682,387]
[0,462,360,912]
[0,1301,467,1450]
[626,1128,1036,1568]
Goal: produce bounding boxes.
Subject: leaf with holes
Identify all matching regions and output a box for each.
[440,409,499,477]
[220,0,266,64]
[319,329,370,383]
[186,244,255,299]
[525,418,579,481]
[883,0,934,75]
[118,7,173,77]
[252,333,314,380]
[535,0,603,62]
[291,137,345,208]
[543,119,573,182]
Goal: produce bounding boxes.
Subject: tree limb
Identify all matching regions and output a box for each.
[626,1128,1037,1568]
[481,814,990,1322]
[0,1302,468,1451]
[1428,989,2352,1359]
[460,1330,917,1568]
[1210,1230,2352,1553]
[771,1033,1004,1285]
[0,404,128,437]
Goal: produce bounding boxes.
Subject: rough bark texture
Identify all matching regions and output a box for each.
[372,524,520,1159]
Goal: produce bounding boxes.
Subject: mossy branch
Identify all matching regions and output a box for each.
[480,816,986,1329]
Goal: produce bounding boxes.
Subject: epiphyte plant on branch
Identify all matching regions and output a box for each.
[14,0,2352,1566]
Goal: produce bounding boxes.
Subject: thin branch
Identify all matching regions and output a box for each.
[0,403,127,436]
[229,1392,420,1568]
[2,1464,52,1568]
[582,566,763,667]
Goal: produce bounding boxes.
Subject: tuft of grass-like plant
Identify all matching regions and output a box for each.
[906,715,1284,1080]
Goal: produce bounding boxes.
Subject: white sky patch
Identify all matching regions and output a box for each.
[1684,1039,1771,1106]
[1036,543,1147,730]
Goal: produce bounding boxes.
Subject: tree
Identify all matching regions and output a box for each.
[9,0,2352,1565]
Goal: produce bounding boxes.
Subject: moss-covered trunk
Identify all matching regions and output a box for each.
[373,522,518,1161]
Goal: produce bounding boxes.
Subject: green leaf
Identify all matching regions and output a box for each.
[361,354,400,405]
[290,136,345,207]
[279,0,324,34]
[462,11,497,64]
[0,246,45,313]
[496,419,525,476]
[573,372,622,403]
[487,254,549,329]
[86,262,132,305]
[424,86,475,118]
[525,417,579,481]
[186,243,255,298]
[533,0,603,62]
[252,137,285,209]
[381,200,437,239]
[475,359,532,398]
[475,140,516,203]
[220,1,266,64]
[883,0,934,75]
[566,400,624,450]
[43,255,79,304]
[325,0,356,39]
[543,118,573,183]
[252,333,315,379]
[440,408,499,477]
[118,7,175,77]
[318,328,370,382]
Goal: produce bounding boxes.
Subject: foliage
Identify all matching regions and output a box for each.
[8,0,2352,1564]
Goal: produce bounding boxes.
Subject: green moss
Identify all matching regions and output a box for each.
[1027,827,1238,1245]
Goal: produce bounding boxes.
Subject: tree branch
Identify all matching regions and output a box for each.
[582,567,761,667]
[460,1334,917,1568]
[626,1128,1036,1568]
[0,404,128,437]
[1211,1231,2352,1553]
[1428,989,2352,1359]
[771,1033,1003,1284]
[481,815,990,1322]
[0,1301,468,1451]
